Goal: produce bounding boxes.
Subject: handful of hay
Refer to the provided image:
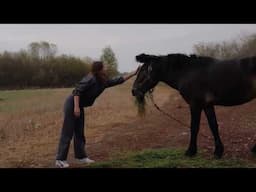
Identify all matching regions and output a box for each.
[134,96,146,117]
[134,92,152,117]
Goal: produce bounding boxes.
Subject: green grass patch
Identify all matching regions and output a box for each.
[88,148,256,168]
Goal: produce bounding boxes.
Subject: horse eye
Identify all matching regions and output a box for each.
[148,65,152,73]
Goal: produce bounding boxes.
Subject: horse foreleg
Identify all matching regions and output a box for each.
[204,105,224,159]
[185,105,202,157]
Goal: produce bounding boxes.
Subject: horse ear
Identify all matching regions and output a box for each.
[189,54,197,58]
[136,53,158,63]
[136,53,149,63]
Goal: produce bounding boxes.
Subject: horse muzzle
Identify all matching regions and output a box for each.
[132,88,140,96]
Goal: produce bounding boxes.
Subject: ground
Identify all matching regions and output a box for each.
[1,78,256,168]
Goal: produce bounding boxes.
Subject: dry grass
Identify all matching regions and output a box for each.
[0,78,172,167]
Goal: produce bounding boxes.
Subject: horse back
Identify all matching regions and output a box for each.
[178,56,256,106]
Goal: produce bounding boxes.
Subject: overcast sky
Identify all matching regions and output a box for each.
[0,24,256,72]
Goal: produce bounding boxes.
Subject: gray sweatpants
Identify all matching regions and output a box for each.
[56,95,87,160]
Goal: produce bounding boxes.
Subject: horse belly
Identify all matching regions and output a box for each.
[215,97,255,106]
[214,79,256,106]
[206,65,256,106]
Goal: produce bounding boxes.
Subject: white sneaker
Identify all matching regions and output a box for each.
[55,160,70,168]
[76,157,95,164]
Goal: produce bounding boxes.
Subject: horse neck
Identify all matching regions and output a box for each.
[158,60,182,90]
[157,55,216,90]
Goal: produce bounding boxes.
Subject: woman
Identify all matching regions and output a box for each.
[55,61,140,168]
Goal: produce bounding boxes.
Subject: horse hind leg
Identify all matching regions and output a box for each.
[251,144,256,154]
[204,105,224,159]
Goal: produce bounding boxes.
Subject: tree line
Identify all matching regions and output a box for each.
[3,33,255,90]
[0,42,119,89]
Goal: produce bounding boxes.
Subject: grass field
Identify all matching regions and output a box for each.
[1,78,256,168]
[89,148,255,168]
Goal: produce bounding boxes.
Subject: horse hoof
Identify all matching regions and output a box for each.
[214,153,223,159]
[214,150,223,159]
[185,149,197,157]
[251,145,256,154]
[214,145,224,159]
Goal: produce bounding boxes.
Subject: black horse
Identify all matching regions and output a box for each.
[132,53,256,158]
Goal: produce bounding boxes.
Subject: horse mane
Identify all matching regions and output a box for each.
[160,53,218,71]
[137,52,219,72]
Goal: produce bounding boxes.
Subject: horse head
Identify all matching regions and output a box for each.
[132,53,161,103]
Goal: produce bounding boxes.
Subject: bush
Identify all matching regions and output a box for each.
[193,33,256,59]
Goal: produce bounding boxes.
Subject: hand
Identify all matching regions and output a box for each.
[123,65,142,81]
[74,107,80,118]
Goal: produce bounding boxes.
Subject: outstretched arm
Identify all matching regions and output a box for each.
[105,65,141,88]
[123,65,141,81]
